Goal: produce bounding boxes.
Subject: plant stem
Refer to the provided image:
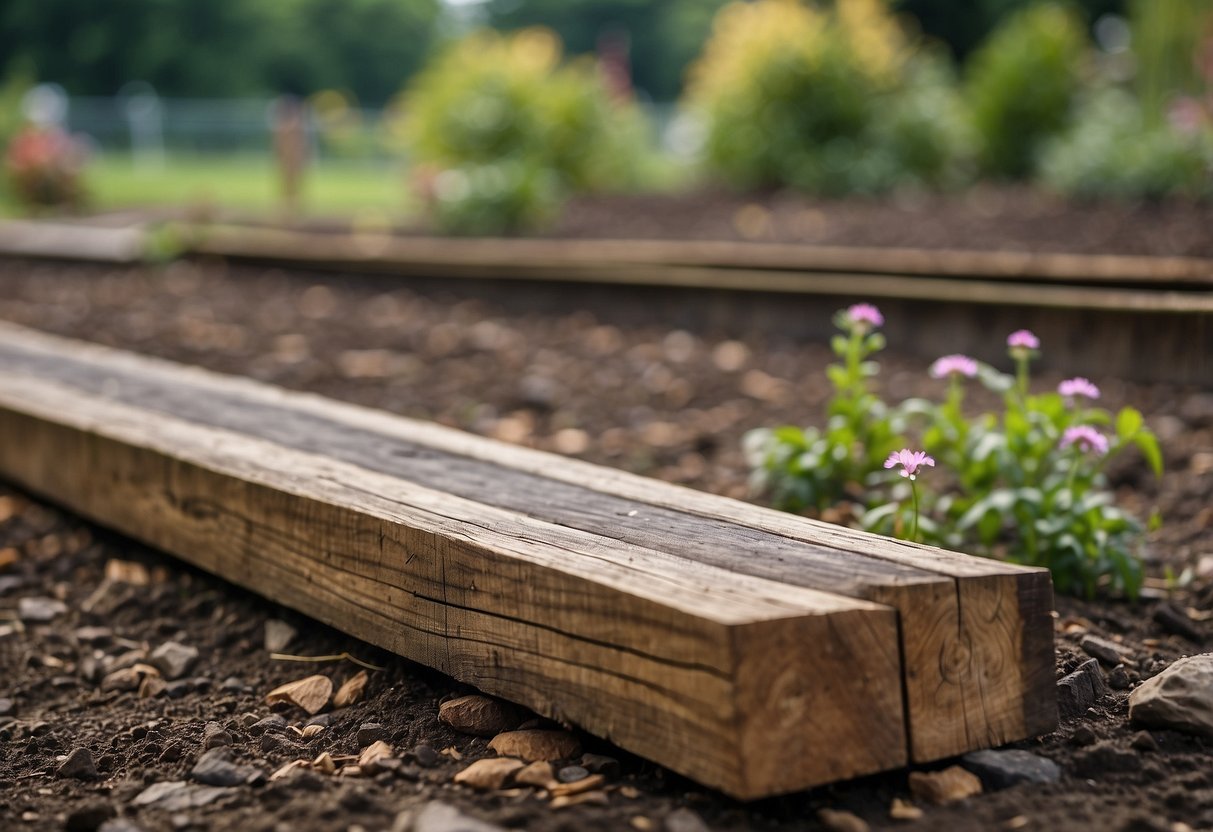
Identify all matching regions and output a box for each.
[910,479,920,543]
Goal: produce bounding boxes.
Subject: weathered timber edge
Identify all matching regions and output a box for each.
[0,373,906,798]
[0,321,1058,791]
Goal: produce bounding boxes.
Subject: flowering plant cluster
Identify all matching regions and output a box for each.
[4,124,88,211]
[745,305,1162,598]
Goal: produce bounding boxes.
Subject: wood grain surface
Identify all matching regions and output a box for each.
[0,322,1058,793]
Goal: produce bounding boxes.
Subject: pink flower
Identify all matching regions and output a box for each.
[1060,425,1109,455]
[846,303,884,330]
[1058,377,1100,400]
[929,354,978,379]
[1007,329,1040,350]
[884,449,935,479]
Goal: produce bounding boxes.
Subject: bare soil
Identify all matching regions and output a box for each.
[275,187,1213,259]
[0,256,1210,832]
[546,188,1213,258]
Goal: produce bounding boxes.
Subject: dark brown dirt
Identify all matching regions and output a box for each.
[279,186,1213,258]
[547,188,1213,258]
[0,256,1210,832]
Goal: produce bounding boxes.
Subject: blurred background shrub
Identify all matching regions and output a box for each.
[402,27,656,233]
[685,0,973,195]
[4,123,88,210]
[1038,86,1213,198]
[2,0,1213,217]
[965,2,1089,179]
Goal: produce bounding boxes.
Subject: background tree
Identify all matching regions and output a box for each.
[0,0,441,104]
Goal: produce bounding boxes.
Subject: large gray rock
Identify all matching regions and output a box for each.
[1129,653,1213,738]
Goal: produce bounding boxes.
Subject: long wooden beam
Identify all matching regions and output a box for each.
[0,323,1056,795]
[188,224,1213,287]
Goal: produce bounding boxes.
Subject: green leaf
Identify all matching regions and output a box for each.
[1116,406,1144,440]
[1134,431,1164,478]
[858,502,899,534]
[830,335,849,357]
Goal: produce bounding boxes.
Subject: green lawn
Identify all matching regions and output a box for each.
[77,154,415,219]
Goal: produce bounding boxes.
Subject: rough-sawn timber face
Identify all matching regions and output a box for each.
[0,321,1056,794]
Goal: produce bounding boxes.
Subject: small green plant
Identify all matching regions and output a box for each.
[966,2,1088,178]
[745,308,1162,598]
[401,27,654,234]
[744,303,906,512]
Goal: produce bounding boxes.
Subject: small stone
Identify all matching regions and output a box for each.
[357,722,388,747]
[1107,665,1133,690]
[74,626,114,645]
[304,713,331,728]
[150,642,199,681]
[358,740,395,773]
[57,747,98,780]
[403,802,506,832]
[79,655,102,684]
[159,742,185,763]
[889,798,924,821]
[132,781,232,810]
[514,761,556,788]
[164,680,194,699]
[1057,658,1109,718]
[265,675,331,715]
[908,766,982,805]
[104,559,150,585]
[551,791,609,809]
[1153,604,1205,643]
[332,669,369,708]
[960,749,1061,790]
[97,821,146,832]
[549,774,606,797]
[220,676,249,693]
[413,744,439,768]
[65,803,115,832]
[1130,731,1160,752]
[18,596,67,622]
[203,723,233,749]
[105,650,146,675]
[487,729,580,762]
[1069,725,1097,746]
[263,619,297,652]
[1081,635,1129,666]
[664,808,710,832]
[817,809,869,832]
[260,732,304,755]
[269,759,307,782]
[140,677,167,699]
[1129,653,1213,738]
[438,695,521,737]
[453,758,524,790]
[557,765,589,783]
[248,714,287,734]
[579,753,620,778]
[191,747,259,787]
